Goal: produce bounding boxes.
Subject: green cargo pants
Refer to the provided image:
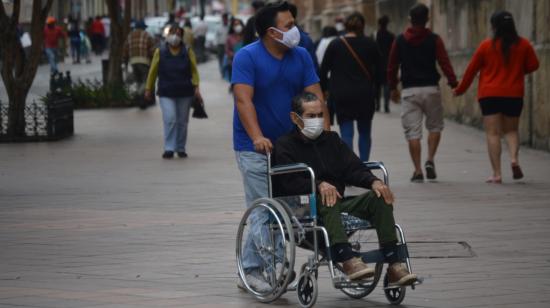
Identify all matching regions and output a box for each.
[317,191,397,245]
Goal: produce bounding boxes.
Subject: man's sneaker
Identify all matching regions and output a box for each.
[162,151,174,159]
[410,172,424,183]
[342,257,375,280]
[387,263,418,286]
[177,152,188,158]
[275,262,296,286]
[425,161,437,179]
[236,271,272,293]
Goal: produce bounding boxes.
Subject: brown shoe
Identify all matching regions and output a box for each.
[342,257,375,280]
[387,263,417,286]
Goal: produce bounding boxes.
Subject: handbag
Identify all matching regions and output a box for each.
[340,36,372,81]
[191,95,208,119]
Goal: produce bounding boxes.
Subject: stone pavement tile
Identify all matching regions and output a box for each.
[0,296,102,308]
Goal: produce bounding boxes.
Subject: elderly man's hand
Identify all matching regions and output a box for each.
[318,181,342,207]
[371,180,394,204]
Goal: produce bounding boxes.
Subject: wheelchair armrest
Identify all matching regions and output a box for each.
[363,161,389,185]
[270,163,311,176]
[269,163,317,196]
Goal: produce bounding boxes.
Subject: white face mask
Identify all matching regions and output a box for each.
[234,25,243,34]
[270,26,301,48]
[298,116,324,140]
[166,34,182,46]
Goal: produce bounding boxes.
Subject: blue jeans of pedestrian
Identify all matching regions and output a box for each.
[235,151,284,272]
[44,48,57,73]
[339,119,373,161]
[159,96,192,152]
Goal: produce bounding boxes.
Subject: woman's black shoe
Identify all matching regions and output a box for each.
[177,152,188,158]
[162,151,174,159]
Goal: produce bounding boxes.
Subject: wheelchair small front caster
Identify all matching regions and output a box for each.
[383,273,406,305]
[297,272,317,308]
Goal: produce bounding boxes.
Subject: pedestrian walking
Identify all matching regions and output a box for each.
[374,15,395,113]
[315,26,338,124]
[193,15,208,63]
[232,1,328,292]
[79,29,92,64]
[43,17,67,74]
[90,16,105,55]
[319,12,383,162]
[315,26,337,68]
[453,11,539,183]
[67,20,81,64]
[123,20,155,104]
[224,18,245,83]
[145,25,202,159]
[387,3,458,182]
[101,15,111,49]
[215,13,230,78]
[242,0,265,46]
[182,19,195,50]
[288,3,318,69]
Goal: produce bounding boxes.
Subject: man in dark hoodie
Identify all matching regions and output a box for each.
[273,92,418,286]
[388,3,457,182]
[242,1,265,46]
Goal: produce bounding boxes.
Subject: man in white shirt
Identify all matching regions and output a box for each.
[193,15,208,62]
[215,13,229,77]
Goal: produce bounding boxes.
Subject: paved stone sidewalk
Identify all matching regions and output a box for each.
[1,60,550,307]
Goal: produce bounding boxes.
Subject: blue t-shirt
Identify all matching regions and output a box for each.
[232,40,319,151]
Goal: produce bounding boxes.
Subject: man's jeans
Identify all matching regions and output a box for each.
[44,48,57,73]
[339,119,373,162]
[235,151,284,272]
[159,96,192,152]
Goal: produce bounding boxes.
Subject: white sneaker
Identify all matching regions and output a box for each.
[236,271,272,293]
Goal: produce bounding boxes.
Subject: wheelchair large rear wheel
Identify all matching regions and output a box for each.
[236,198,295,303]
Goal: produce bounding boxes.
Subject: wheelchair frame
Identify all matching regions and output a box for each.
[236,154,419,307]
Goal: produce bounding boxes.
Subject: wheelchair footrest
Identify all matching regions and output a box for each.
[334,278,376,289]
[359,244,410,264]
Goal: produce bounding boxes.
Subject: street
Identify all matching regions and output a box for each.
[1,59,550,307]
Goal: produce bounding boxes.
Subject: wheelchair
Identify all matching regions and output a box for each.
[236,154,421,307]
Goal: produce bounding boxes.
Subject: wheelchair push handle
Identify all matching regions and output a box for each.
[267,153,317,199]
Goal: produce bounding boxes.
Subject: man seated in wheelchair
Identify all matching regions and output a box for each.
[272,92,418,286]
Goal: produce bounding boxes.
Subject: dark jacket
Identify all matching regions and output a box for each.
[319,36,383,124]
[273,129,379,197]
[158,45,194,98]
[387,26,457,90]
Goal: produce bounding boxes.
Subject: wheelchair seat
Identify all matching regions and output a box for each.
[341,213,372,232]
[274,195,373,233]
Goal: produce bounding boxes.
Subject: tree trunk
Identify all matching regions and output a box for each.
[105,0,131,86]
[0,0,54,139]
